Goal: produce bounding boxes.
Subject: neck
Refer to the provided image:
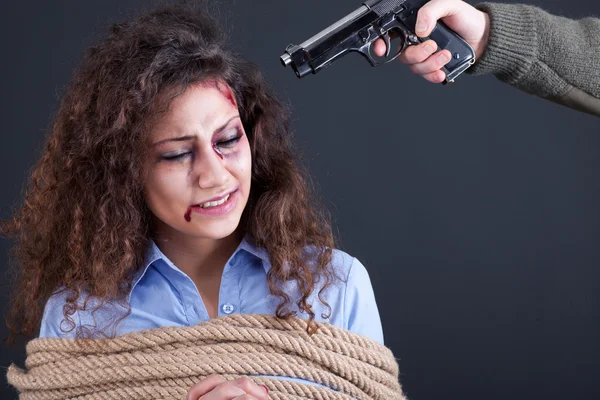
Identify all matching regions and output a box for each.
[151,223,243,281]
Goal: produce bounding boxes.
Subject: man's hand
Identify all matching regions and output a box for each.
[374,0,490,83]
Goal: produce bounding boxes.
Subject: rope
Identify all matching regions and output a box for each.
[7,314,406,399]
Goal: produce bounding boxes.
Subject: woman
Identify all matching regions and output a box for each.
[2,3,382,399]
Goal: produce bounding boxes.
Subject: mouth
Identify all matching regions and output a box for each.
[184,189,238,221]
[195,192,233,209]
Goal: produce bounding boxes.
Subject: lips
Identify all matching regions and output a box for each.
[184,189,239,221]
[196,193,229,209]
[194,189,236,207]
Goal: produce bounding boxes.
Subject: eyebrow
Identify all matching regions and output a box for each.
[152,115,240,146]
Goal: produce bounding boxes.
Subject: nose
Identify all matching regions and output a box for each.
[194,147,229,189]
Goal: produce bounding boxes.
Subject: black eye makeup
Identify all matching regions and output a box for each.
[161,151,192,162]
[214,127,243,150]
[158,125,243,163]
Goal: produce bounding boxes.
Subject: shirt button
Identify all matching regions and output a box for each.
[221,303,235,314]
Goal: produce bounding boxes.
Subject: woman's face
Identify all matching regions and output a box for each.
[144,82,252,241]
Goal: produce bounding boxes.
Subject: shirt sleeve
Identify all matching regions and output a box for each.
[344,257,385,345]
[39,290,79,339]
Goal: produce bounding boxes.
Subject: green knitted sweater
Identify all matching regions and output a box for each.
[467,2,600,117]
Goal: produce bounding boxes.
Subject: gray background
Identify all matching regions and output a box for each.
[1,0,599,399]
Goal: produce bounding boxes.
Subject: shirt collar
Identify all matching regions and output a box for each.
[127,234,271,299]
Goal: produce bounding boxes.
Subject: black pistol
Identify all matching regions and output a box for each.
[280,0,476,84]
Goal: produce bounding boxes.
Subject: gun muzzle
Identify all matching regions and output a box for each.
[280,53,292,67]
[280,5,370,78]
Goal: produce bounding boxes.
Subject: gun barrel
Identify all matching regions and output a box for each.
[280,5,372,74]
[298,5,369,50]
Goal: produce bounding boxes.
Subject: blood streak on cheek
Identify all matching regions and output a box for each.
[213,146,224,160]
[184,207,192,222]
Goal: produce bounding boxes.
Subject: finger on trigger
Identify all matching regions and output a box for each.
[372,38,387,57]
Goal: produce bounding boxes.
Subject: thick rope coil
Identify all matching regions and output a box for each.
[7,314,407,400]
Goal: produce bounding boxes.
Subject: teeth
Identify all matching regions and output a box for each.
[200,194,230,208]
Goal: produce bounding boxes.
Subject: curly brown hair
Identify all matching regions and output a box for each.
[2,2,337,342]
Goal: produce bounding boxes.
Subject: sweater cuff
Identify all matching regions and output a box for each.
[466,2,538,84]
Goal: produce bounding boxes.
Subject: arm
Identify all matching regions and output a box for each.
[386,0,600,117]
[467,2,600,116]
[344,257,385,345]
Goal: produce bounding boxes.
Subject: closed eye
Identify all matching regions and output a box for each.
[162,152,191,161]
[217,136,241,148]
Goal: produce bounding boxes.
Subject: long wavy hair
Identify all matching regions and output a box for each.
[2,2,336,342]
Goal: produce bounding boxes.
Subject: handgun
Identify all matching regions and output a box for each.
[280,0,476,84]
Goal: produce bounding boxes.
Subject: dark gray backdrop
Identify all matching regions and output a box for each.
[1,0,599,399]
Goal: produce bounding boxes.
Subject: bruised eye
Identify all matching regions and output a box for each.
[216,136,241,149]
[159,127,242,162]
[215,128,243,149]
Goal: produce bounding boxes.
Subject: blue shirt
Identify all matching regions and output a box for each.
[39,236,384,386]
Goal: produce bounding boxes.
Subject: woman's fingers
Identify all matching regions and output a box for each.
[187,375,269,400]
[199,384,247,400]
[187,375,228,400]
[228,377,269,400]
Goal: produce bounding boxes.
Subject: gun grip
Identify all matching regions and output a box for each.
[425,21,475,83]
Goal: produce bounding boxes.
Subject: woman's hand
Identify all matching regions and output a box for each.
[373,0,490,83]
[186,375,269,400]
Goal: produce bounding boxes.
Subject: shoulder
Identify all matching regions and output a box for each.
[301,245,366,281]
[329,248,371,283]
[312,248,385,344]
[39,288,125,339]
[39,288,81,339]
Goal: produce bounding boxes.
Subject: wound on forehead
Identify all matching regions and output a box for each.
[202,80,237,108]
[219,84,237,108]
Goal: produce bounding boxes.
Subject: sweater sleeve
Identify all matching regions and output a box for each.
[466,2,600,117]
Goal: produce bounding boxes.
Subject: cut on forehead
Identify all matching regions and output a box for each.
[200,79,237,107]
[146,79,240,142]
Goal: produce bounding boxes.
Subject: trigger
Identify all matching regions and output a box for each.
[383,33,392,57]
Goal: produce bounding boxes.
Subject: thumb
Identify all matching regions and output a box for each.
[415,0,467,37]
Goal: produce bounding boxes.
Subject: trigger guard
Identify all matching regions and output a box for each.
[357,25,408,67]
[383,33,392,58]
[358,42,403,67]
